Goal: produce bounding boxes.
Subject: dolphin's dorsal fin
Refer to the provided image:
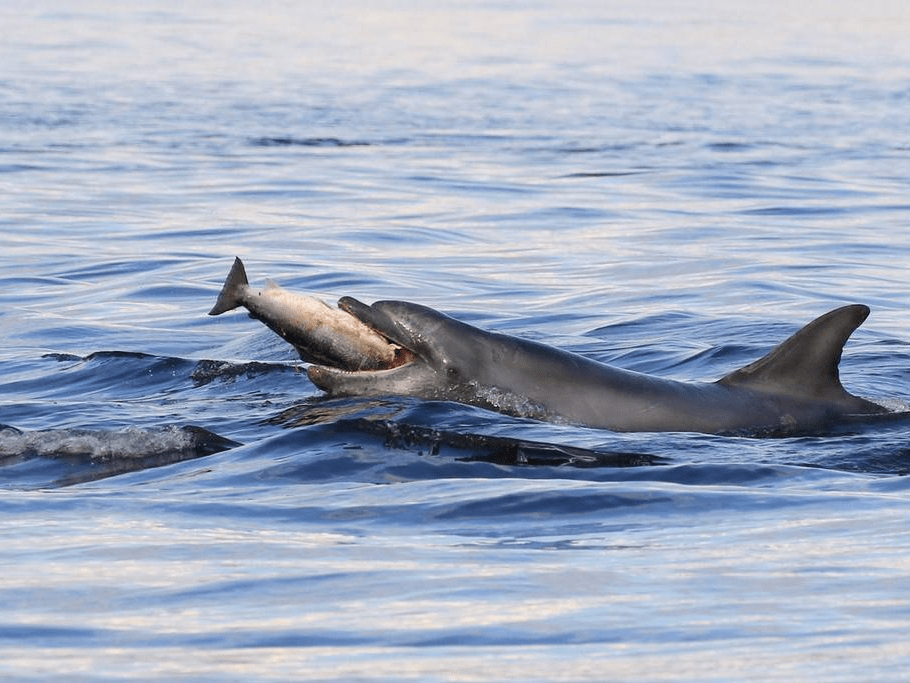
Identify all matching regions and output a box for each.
[718,304,872,403]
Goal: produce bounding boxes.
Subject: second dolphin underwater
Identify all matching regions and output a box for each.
[210,258,898,435]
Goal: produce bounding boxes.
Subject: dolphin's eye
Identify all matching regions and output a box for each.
[446,366,460,381]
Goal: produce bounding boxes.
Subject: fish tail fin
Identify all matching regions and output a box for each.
[208,257,249,315]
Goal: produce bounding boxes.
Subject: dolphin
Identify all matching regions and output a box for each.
[210,259,890,434]
[306,299,890,434]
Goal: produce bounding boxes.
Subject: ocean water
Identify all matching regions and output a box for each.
[3,1,910,680]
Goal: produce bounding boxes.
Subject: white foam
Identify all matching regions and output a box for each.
[0,425,195,461]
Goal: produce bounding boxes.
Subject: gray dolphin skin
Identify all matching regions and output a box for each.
[211,258,892,434]
[306,298,888,434]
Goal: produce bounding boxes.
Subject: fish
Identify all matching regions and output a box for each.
[208,257,411,372]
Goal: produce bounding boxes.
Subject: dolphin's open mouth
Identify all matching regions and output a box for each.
[310,343,417,376]
[301,315,419,389]
[305,349,434,398]
[301,298,441,396]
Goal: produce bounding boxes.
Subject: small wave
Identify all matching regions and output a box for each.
[706,141,755,152]
[738,205,846,217]
[0,424,240,488]
[191,359,298,386]
[561,171,645,178]
[249,136,370,148]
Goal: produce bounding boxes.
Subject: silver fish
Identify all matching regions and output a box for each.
[209,257,408,371]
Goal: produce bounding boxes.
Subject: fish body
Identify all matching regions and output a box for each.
[209,257,404,371]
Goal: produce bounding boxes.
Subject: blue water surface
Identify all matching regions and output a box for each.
[2,1,910,680]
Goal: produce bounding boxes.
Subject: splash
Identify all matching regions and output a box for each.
[0,424,240,487]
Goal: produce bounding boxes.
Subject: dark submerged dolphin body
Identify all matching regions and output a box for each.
[211,259,891,434]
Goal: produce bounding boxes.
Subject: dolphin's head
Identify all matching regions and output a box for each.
[306,299,476,399]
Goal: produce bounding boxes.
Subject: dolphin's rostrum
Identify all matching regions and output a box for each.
[210,258,890,434]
